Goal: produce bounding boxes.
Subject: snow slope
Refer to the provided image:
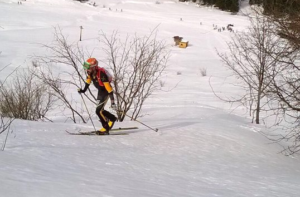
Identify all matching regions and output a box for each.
[0,0,300,197]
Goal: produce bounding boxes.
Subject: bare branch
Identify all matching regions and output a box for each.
[100,29,170,121]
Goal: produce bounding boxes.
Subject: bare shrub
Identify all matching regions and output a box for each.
[0,116,14,135]
[33,27,169,123]
[0,64,14,141]
[0,116,14,151]
[100,30,170,121]
[0,69,55,121]
[32,27,91,123]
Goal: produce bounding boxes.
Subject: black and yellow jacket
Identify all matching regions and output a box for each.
[82,67,114,101]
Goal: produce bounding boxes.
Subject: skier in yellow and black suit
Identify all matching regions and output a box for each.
[78,58,117,135]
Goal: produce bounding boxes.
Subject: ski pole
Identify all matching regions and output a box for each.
[80,94,97,131]
[123,112,158,132]
[114,93,158,132]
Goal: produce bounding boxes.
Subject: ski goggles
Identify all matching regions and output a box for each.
[83,62,92,70]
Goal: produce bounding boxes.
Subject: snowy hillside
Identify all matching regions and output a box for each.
[0,0,300,197]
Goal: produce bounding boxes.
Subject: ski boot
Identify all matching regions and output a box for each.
[96,126,109,135]
[108,117,117,130]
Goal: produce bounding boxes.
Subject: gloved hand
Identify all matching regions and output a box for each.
[78,88,85,94]
[111,103,117,111]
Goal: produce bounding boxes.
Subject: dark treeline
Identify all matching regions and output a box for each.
[179,0,239,12]
[249,0,300,16]
[201,0,239,12]
[181,0,300,15]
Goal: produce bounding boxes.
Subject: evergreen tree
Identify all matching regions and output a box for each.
[260,0,300,16]
[202,0,216,6]
[249,0,263,5]
[215,0,239,12]
[229,0,239,12]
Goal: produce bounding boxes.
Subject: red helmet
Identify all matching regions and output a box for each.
[83,58,98,69]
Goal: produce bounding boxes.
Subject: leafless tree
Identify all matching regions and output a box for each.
[215,8,300,154]
[99,30,170,121]
[32,27,93,123]
[267,5,300,51]
[216,10,292,124]
[265,11,300,154]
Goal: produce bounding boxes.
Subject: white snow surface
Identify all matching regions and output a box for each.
[1,0,300,197]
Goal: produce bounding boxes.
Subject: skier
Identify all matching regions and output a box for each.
[78,57,117,135]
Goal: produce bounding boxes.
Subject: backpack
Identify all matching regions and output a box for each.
[96,67,113,86]
[103,68,113,82]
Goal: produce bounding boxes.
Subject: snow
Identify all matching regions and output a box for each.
[1,0,300,197]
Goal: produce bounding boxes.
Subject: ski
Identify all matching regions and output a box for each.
[67,132,128,136]
[111,127,138,131]
[66,127,138,136]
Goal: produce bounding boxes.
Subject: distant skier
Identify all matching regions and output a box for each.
[78,58,117,135]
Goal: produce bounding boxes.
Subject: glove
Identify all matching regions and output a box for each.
[78,88,85,94]
[111,103,117,111]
